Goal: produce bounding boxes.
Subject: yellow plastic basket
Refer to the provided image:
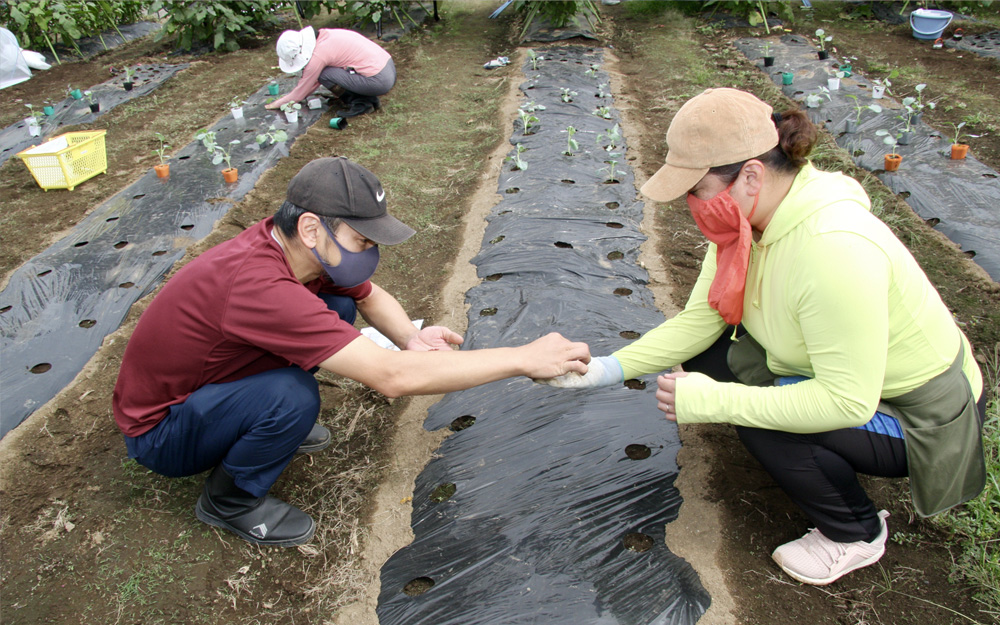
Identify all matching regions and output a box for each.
[16,130,108,191]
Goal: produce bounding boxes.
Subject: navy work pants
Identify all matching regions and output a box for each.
[125,294,358,497]
[681,329,986,543]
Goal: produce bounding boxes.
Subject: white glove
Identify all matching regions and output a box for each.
[535,355,624,389]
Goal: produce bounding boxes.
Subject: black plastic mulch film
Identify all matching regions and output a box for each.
[734,34,1000,282]
[0,75,328,438]
[376,47,710,625]
[0,63,188,169]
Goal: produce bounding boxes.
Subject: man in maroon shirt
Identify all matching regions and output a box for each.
[113,157,590,547]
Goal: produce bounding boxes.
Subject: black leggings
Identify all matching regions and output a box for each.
[682,329,986,543]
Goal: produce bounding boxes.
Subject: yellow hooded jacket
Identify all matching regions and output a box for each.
[614,163,983,433]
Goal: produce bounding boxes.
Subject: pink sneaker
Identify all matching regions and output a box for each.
[772,510,890,585]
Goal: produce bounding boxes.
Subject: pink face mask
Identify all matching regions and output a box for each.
[686,180,759,325]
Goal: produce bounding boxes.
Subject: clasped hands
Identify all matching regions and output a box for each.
[536,353,689,421]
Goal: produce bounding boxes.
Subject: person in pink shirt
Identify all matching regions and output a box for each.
[265,26,395,118]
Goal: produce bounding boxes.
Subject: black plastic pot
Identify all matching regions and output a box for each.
[817,50,829,60]
[844,120,858,134]
[898,130,915,145]
[89,102,100,113]
[763,56,775,67]
[124,81,133,91]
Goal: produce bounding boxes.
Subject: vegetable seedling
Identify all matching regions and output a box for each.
[876,128,900,155]
[844,94,882,123]
[949,121,981,146]
[195,129,218,153]
[815,28,832,51]
[601,159,620,183]
[517,108,539,135]
[597,124,622,152]
[593,106,612,120]
[24,103,45,122]
[212,140,241,170]
[805,86,831,108]
[507,143,528,171]
[152,132,170,164]
[527,49,543,71]
[563,126,578,156]
[560,88,577,103]
[256,124,289,145]
[910,83,936,116]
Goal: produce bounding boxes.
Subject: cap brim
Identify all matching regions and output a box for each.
[343,214,416,246]
[639,161,708,203]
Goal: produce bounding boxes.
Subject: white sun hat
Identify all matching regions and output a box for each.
[276,26,316,74]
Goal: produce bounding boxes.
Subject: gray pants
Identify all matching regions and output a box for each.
[318,58,396,97]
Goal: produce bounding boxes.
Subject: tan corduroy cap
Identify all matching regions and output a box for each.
[640,88,779,202]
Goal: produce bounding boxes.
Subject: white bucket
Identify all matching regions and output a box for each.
[910,9,952,40]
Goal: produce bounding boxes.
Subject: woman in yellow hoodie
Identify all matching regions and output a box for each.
[541,88,986,586]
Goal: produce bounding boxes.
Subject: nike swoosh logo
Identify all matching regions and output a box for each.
[376,190,385,202]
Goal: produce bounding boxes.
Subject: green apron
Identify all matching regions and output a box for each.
[727,335,985,518]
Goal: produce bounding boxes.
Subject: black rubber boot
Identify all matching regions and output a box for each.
[335,98,375,118]
[295,423,331,454]
[195,466,315,547]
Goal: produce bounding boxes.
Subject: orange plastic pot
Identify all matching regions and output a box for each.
[222,168,238,183]
[884,154,902,172]
[154,163,170,178]
[951,143,969,160]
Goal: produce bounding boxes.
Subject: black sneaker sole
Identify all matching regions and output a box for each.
[195,496,315,547]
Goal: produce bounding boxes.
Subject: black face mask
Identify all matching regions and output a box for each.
[311,221,379,287]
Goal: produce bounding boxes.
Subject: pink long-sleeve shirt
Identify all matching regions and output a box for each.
[273,29,391,108]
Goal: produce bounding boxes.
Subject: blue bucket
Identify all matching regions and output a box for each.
[910,8,953,40]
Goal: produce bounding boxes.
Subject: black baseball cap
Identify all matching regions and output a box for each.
[286,156,415,245]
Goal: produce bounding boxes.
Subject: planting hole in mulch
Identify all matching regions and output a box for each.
[449,416,476,432]
[625,444,651,460]
[402,577,435,597]
[429,483,456,503]
[623,532,654,553]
